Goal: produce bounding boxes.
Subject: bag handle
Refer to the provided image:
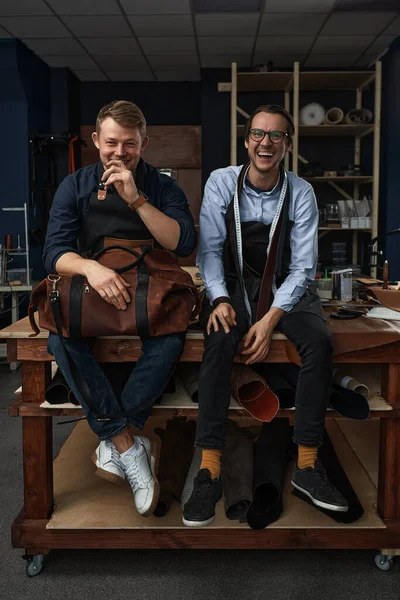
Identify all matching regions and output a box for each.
[92,244,151,274]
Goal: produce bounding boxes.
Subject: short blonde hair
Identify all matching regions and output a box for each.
[96,100,146,138]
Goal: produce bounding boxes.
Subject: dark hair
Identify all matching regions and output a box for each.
[96,100,146,138]
[244,104,295,144]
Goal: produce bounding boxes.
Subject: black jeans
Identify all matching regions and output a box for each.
[195,300,333,449]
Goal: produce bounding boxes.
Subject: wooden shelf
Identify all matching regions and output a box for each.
[236,72,293,92]
[237,124,374,138]
[299,125,374,137]
[45,417,384,531]
[299,71,375,91]
[305,176,373,184]
[318,227,372,231]
[12,366,389,417]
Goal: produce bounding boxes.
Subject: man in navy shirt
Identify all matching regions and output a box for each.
[44,100,196,517]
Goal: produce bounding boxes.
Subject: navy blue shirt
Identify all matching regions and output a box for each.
[43,160,197,274]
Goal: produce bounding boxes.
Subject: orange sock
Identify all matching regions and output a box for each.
[200,449,222,479]
[298,445,317,470]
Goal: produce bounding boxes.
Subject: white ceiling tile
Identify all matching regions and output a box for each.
[62,16,132,37]
[303,54,363,67]
[74,70,108,81]
[253,54,306,67]
[198,36,254,54]
[0,16,71,37]
[312,35,375,53]
[353,53,383,68]
[321,12,397,35]
[120,0,191,15]
[201,54,251,67]
[383,15,400,35]
[47,0,120,15]
[128,15,193,36]
[0,25,12,38]
[105,70,155,81]
[0,1,51,16]
[256,36,314,53]
[42,55,99,69]
[367,35,397,53]
[94,55,149,69]
[155,69,200,81]
[195,14,259,36]
[260,13,327,35]
[81,37,141,55]
[147,55,199,69]
[139,36,196,55]
[22,38,85,56]
[264,0,336,12]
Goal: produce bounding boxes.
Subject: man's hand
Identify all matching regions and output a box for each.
[241,319,274,365]
[84,261,130,310]
[207,302,237,335]
[102,160,139,205]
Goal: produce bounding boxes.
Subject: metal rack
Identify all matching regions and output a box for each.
[1,203,31,286]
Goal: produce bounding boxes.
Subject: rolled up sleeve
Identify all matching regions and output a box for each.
[160,180,197,257]
[43,175,80,274]
[197,172,231,302]
[271,184,318,312]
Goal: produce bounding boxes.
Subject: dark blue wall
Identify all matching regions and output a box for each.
[380,37,400,280]
[0,40,52,288]
[80,81,201,126]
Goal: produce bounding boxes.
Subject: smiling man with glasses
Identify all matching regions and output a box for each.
[182,104,348,528]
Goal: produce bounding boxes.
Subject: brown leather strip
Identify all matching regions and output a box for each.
[256,211,284,321]
[104,237,154,249]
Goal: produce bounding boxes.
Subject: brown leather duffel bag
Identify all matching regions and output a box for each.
[29,245,202,339]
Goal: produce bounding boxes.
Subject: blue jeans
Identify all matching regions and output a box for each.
[47,332,185,440]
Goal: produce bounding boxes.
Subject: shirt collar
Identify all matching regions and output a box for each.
[243,169,281,196]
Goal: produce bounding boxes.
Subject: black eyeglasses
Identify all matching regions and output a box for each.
[249,129,289,144]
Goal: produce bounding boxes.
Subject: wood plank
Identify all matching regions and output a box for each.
[378,418,400,520]
[16,522,400,551]
[21,361,54,519]
[80,125,201,169]
[176,169,202,224]
[22,417,53,520]
[45,418,383,531]
[22,361,51,402]
[381,363,400,407]
[7,339,17,362]
[299,71,375,91]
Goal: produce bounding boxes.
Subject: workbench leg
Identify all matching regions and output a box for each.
[21,362,53,520]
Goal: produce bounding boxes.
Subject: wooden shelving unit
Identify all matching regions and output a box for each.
[219,61,382,271]
[299,124,374,137]
[305,176,373,183]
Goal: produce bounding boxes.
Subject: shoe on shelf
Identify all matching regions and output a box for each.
[92,439,125,485]
[183,468,223,527]
[120,436,160,517]
[291,459,349,512]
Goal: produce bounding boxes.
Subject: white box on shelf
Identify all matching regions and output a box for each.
[350,217,359,229]
[365,216,372,229]
[358,217,367,228]
[341,217,350,228]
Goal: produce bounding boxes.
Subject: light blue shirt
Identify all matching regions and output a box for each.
[197,166,318,313]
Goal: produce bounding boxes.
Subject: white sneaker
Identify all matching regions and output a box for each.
[120,436,159,517]
[92,439,125,485]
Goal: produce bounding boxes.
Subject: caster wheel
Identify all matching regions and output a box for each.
[26,554,45,577]
[375,554,394,571]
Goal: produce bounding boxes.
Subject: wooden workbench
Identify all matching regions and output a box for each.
[2,315,400,573]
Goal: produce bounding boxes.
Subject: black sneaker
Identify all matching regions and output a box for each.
[291,459,349,512]
[183,469,223,527]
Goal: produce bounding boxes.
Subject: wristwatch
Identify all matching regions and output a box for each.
[128,191,148,211]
